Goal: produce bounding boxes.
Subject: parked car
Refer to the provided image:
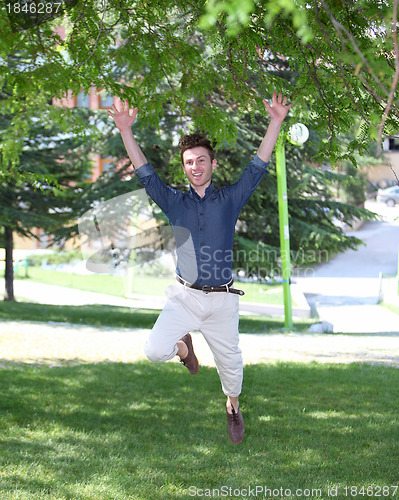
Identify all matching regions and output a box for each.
[376,185,399,206]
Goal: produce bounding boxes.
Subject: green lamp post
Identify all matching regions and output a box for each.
[276,123,309,329]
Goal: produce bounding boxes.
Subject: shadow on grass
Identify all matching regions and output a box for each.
[0,361,398,499]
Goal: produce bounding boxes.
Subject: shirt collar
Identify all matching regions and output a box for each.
[189,181,216,199]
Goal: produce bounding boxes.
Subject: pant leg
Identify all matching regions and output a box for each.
[200,292,242,397]
[144,285,201,363]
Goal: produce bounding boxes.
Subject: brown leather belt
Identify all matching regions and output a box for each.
[176,275,245,295]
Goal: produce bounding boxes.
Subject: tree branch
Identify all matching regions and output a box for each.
[377,0,399,149]
[320,0,390,97]
[311,1,370,124]
[74,0,108,69]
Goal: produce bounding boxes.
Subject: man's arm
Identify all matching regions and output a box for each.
[108,98,178,214]
[257,92,293,163]
[107,98,148,169]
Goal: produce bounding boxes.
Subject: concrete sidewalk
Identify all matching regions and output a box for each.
[4,278,311,318]
[294,276,399,334]
[294,200,399,334]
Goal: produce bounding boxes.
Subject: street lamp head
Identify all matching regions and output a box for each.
[288,123,309,145]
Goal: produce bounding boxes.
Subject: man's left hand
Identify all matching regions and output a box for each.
[262,92,293,123]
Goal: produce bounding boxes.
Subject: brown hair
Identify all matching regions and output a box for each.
[179,134,215,163]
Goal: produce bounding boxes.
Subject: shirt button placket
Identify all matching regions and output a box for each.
[198,203,205,282]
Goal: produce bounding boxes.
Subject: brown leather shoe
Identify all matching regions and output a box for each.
[179,333,199,375]
[226,405,245,444]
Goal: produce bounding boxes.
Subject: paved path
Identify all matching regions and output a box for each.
[6,278,310,317]
[295,200,399,334]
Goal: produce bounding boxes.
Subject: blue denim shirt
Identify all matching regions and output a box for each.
[136,154,269,286]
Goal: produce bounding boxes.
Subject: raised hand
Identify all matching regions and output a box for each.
[262,92,292,123]
[108,98,138,132]
[256,92,293,162]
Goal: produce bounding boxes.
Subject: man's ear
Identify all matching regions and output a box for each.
[212,159,217,171]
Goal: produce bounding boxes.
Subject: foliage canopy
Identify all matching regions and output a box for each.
[0,0,398,177]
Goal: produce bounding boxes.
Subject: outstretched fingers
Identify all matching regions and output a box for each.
[262,91,293,122]
[273,92,288,104]
[108,98,138,119]
[263,94,287,110]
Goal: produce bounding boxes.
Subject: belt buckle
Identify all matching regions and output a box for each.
[202,285,211,294]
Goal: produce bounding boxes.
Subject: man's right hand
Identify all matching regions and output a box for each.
[108,98,138,132]
[107,98,148,170]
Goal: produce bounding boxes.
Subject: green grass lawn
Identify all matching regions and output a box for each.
[0,361,398,499]
[15,267,292,305]
[0,301,313,333]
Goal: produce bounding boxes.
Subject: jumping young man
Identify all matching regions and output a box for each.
[108,93,292,444]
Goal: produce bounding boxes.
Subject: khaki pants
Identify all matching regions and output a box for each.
[144,282,243,397]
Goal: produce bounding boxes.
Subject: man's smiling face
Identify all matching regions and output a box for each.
[182,146,217,197]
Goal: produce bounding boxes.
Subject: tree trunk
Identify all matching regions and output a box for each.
[4,226,15,301]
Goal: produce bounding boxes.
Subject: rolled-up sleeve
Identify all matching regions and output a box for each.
[135,162,155,179]
[226,154,270,212]
[136,163,179,214]
[251,153,270,171]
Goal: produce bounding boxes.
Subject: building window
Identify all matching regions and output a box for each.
[100,158,115,174]
[76,90,90,107]
[82,168,93,181]
[99,91,114,109]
